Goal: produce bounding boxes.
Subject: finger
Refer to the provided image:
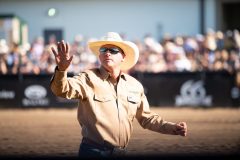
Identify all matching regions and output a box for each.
[176,124,184,130]
[51,47,60,64]
[66,42,69,53]
[179,122,187,126]
[178,125,187,130]
[176,130,187,136]
[57,42,62,54]
[68,55,74,64]
[177,122,187,129]
[179,132,187,137]
[180,122,187,130]
[61,40,66,54]
[51,47,58,57]
[182,131,187,136]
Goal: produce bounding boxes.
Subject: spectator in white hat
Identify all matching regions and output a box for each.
[50,32,187,157]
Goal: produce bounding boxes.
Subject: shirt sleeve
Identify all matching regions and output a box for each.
[135,93,177,135]
[50,67,88,100]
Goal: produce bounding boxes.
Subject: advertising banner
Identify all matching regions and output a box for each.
[0,74,78,108]
[132,71,238,107]
[0,72,239,108]
[0,75,20,107]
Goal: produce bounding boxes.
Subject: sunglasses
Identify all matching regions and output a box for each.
[99,47,122,55]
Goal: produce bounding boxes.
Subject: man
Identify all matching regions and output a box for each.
[50,32,187,157]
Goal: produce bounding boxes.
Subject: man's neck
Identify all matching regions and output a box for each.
[109,68,121,80]
[103,66,121,81]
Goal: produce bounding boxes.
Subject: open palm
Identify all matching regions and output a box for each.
[51,40,73,71]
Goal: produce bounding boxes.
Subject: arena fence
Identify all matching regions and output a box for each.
[0,71,239,108]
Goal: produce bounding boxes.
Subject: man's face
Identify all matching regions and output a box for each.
[98,44,125,70]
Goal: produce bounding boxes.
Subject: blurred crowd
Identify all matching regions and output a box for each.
[0,29,240,75]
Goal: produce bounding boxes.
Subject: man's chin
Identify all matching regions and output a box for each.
[103,62,114,67]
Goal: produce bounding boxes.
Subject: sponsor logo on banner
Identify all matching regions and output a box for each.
[0,90,15,99]
[175,80,212,106]
[22,85,49,106]
[231,87,239,99]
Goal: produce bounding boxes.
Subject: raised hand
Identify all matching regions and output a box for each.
[51,40,73,71]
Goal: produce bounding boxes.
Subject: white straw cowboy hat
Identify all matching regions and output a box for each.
[88,32,139,70]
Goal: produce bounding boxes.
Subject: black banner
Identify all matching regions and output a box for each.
[0,71,239,108]
[131,71,239,107]
[0,75,21,107]
[0,74,78,108]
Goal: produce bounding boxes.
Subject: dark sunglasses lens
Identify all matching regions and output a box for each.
[99,47,108,53]
[99,47,120,54]
[109,48,120,54]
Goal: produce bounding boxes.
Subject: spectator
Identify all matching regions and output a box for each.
[0,39,8,74]
[31,36,44,63]
[6,43,20,74]
[228,50,240,73]
[19,53,40,75]
[216,31,225,50]
[233,29,240,55]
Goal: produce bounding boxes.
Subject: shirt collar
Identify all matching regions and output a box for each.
[99,66,126,81]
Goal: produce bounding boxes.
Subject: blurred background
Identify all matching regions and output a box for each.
[0,0,240,158]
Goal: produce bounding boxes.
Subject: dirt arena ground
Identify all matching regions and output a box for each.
[0,107,240,159]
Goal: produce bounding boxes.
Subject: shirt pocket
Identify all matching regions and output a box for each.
[94,94,113,102]
[93,94,115,116]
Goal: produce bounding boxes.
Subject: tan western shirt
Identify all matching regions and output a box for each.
[50,67,177,148]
